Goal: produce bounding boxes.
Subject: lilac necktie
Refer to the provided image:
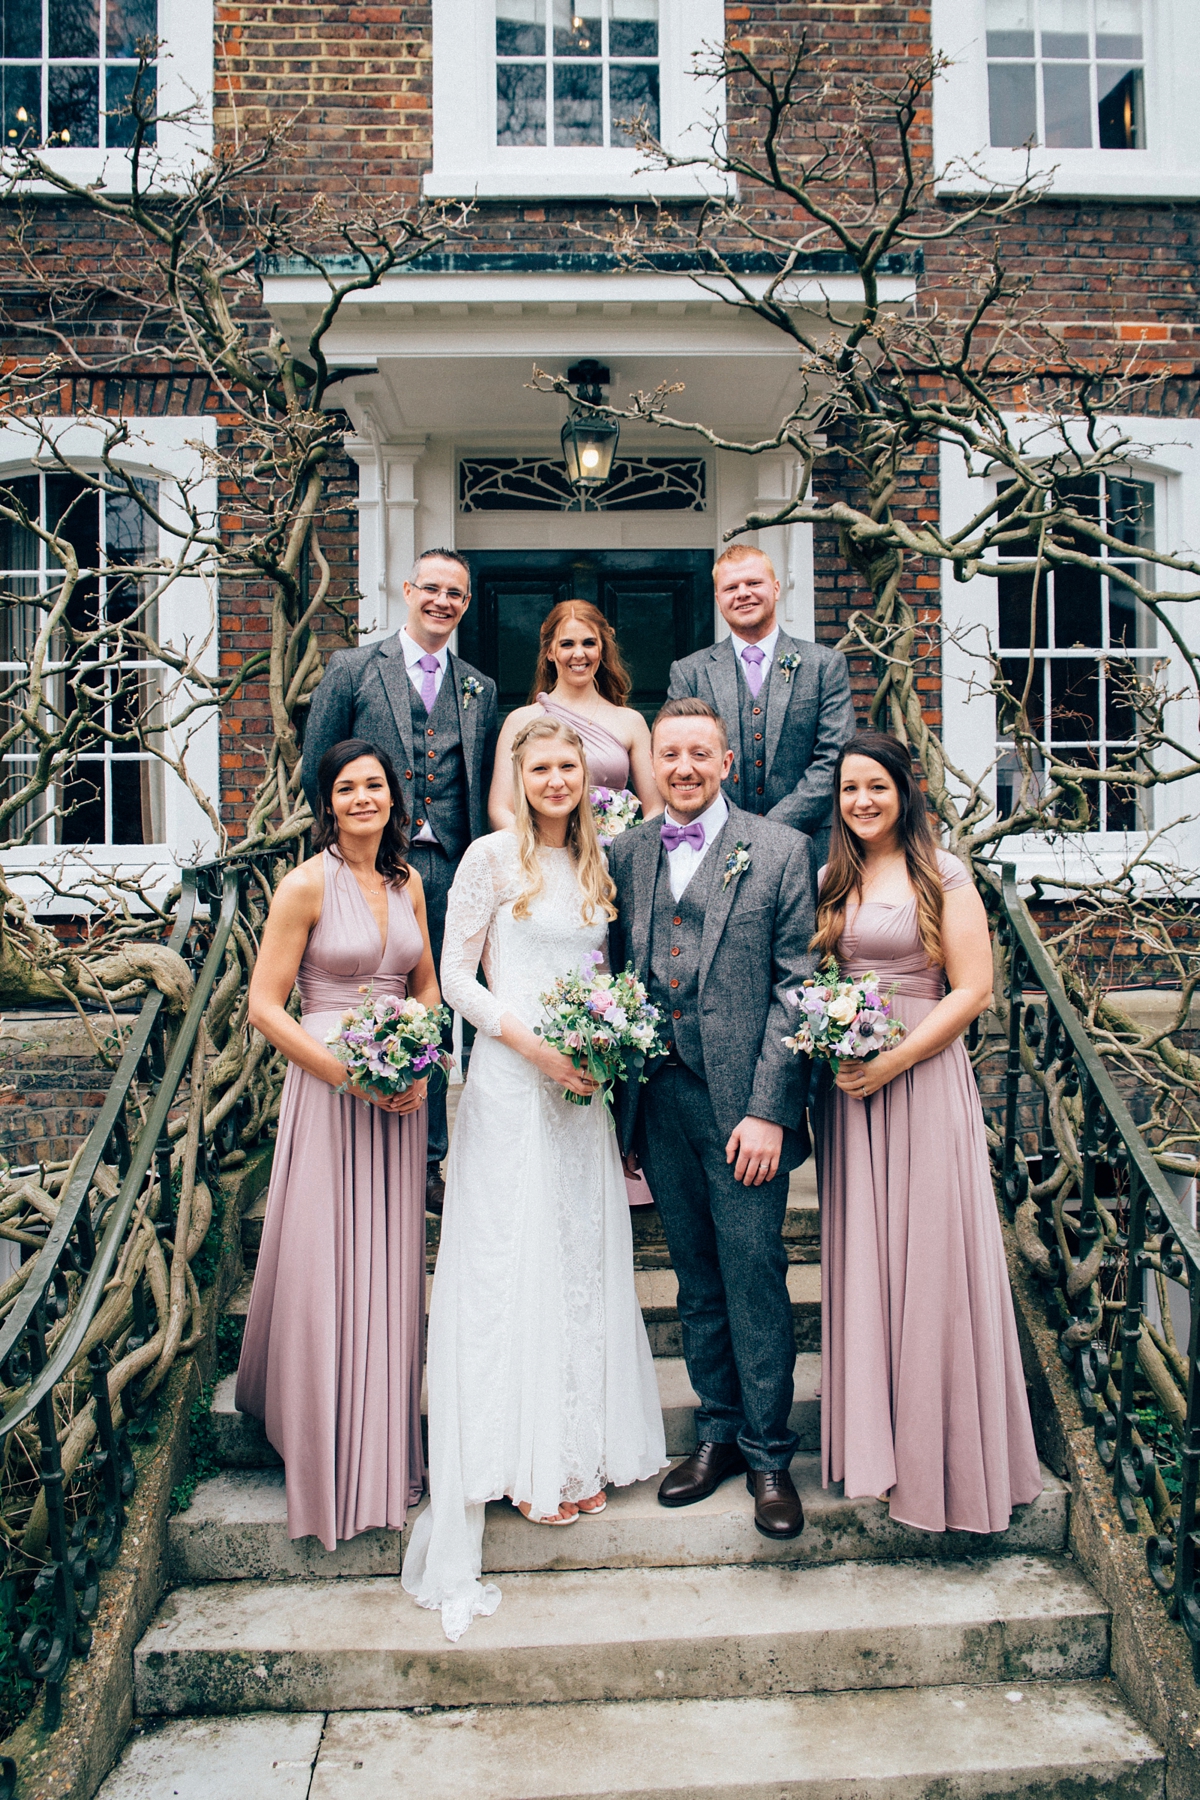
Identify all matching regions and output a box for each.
[740,643,766,697]
[660,819,706,853]
[417,653,440,713]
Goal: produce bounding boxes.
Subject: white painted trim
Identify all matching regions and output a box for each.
[939,415,1200,890]
[932,0,1200,201]
[426,0,730,200]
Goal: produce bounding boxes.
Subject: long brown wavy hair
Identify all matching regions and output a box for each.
[312,739,411,885]
[811,731,945,965]
[528,599,632,707]
[510,716,617,925]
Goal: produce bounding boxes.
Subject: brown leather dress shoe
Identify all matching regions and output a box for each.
[425,1167,445,1216]
[658,1441,747,1508]
[747,1469,805,1540]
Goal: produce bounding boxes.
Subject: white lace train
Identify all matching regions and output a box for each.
[400,834,667,1641]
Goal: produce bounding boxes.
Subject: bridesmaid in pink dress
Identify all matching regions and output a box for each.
[817,730,1042,1534]
[236,739,441,1551]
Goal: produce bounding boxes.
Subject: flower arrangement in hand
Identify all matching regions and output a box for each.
[589,785,641,849]
[537,951,665,1108]
[326,984,452,1100]
[783,959,906,1073]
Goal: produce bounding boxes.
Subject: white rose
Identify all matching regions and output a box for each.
[827,993,859,1025]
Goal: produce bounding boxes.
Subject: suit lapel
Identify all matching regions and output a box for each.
[705,639,741,738]
[630,824,660,978]
[378,636,416,773]
[447,651,478,792]
[698,811,741,991]
[764,630,800,784]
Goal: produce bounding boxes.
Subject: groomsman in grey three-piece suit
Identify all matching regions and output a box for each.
[667,544,855,866]
[301,548,498,1213]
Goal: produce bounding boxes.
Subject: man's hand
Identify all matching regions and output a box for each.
[726,1116,784,1186]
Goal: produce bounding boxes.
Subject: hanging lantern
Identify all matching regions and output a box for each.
[560,359,620,498]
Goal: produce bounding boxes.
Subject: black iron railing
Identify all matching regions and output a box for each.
[995,862,1200,1678]
[0,847,294,1786]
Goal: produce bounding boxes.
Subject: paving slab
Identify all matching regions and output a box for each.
[169,1456,1067,1583]
[135,1554,1109,1716]
[306,1682,1161,1800]
[95,1711,325,1799]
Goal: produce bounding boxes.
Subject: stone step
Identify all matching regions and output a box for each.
[135,1553,1108,1717]
[167,1455,1069,1586]
[207,1354,823,1471]
[299,1684,1163,1800]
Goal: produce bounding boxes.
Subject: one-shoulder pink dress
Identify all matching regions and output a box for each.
[236,850,428,1550]
[818,850,1042,1534]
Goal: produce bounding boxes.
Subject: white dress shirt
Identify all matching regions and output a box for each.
[663,793,729,900]
[399,628,449,844]
[730,624,779,690]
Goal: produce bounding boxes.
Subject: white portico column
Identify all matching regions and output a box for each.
[344,428,428,643]
[754,453,815,640]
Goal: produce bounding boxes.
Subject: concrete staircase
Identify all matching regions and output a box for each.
[99,1151,1165,1799]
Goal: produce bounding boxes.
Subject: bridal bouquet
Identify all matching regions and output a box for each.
[590,785,641,848]
[782,961,906,1073]
[326,985,451,1100]
[536,952,665,1107]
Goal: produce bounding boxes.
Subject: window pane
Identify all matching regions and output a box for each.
[1049,659,1099,740]
[1,63,39,142]
[106,0,156,58]
[48,61,98,142]
[59,761,104,843]
[0,1,41,58]
[986,0,1034,57]
[610,0,657,57]
[1096,0,1142,59]
[496,61,545,144]
[106,59,156,144]
[998,572,1048,647]
[609,60,657,142]
[1043,61,1091,146]
[48,0,99,59]
[552,0,600,57]
[496,0,544,57]
[0,476,39,572]
[110,757,149,843]
[1000,655,1045,732]
[1053,565,1102,646]
[1040,0,1089,60]
[988,62,1036,146]
[1107,476,1153,549]
[1097,64,1141,148]
[1105,661,1140,742]
[553,58,601,143]
[47,476,99,629]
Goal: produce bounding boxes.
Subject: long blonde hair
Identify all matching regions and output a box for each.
[510,716,617,924]
[527,599,632,706]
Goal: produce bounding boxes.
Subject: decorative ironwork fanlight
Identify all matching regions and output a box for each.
[560,359,620,504]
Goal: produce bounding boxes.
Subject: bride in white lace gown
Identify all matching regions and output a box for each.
[401,716,666,1641]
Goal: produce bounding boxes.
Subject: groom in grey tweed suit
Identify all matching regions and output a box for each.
[302,549,498,1212]
[609,697,816,1540]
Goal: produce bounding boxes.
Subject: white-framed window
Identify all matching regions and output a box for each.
[0,0,212,191]
[426,0,729,200]
[932,0,1200,199]
[940,417,1200,884]
[0,415,219,896]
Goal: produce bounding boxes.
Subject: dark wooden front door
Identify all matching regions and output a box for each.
[457,550,714,722]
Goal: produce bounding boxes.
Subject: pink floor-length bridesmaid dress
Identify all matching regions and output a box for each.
[236,848,428,1551]
[818,849,1042,1534]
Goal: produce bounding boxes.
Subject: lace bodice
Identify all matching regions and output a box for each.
[440,832,609,1038]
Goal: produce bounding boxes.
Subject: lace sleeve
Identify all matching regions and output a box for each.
[439,838,508,1038]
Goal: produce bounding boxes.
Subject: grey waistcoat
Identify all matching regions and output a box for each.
[410,675,469,857]
[647,842,721,1078]
[733,662,773,815]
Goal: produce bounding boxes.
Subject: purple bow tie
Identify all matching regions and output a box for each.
[660,819,706,854]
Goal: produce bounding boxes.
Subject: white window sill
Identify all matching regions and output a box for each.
[936,147,1200,202]
[423,157,733,202]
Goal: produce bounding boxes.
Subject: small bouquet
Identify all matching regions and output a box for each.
[536,951,665,1107]
[590,785,641,848]
[326,985,451,1101]
[782,960,906,1073]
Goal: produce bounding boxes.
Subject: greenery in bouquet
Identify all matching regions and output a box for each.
[783,960,906,1074]
[536,951,665,1107]
[326,984,451,1100]
[590,785,641,848]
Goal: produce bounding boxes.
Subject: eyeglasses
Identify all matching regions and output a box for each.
[414,582,469,604]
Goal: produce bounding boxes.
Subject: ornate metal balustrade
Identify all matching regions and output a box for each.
[0,847,296,1789]
[994,862,1200,1678]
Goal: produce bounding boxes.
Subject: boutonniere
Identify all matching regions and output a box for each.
[777,651,802,684]
[460,674,485,711]
[723,842,752,888]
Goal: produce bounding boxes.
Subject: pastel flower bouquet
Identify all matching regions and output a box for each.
[589,785,641,849]
[326,985,451,1101]
[783,960,906,1073]
[536,952,665,1107]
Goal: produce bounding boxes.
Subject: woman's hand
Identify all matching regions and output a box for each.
[536,1043,600,1098]
[347,1077,429,1114]
[835,1050,907,1101]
